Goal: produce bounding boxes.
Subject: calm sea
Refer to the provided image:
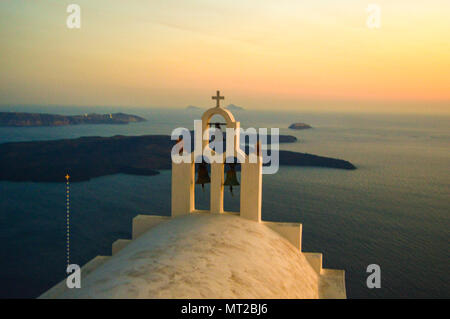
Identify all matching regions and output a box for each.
[0,105,449,298]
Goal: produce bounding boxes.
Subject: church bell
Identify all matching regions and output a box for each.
[223,163,239,196]
[195,162,210,190]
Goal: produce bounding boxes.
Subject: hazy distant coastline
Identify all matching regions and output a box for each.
[0,112,146,127]
[185,104,245,112]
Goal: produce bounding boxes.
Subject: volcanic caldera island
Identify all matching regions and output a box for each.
[0,134,356,182]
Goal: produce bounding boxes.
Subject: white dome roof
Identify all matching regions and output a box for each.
[59,213,321,298]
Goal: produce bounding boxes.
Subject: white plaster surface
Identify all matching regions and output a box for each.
[58,213,320,299]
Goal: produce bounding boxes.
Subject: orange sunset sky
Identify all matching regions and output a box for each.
[0,0,449,113]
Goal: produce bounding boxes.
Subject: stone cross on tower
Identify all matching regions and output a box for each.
[212,90,224,108]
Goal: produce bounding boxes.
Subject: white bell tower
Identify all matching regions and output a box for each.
[171,91,262,221]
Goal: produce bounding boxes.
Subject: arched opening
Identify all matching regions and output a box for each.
[201,108,235,130]
[194,156,210,211]
[206,114,227,154]
[223,157,241,213]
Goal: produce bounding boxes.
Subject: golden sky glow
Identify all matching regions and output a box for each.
[0,0,449,112]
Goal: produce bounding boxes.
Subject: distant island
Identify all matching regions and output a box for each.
[185,105,203,111]
[185,104,245,112]
[0,135,355,182]
[0,112,146,127]
[225,104,245,111]
[289,123,312,130]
